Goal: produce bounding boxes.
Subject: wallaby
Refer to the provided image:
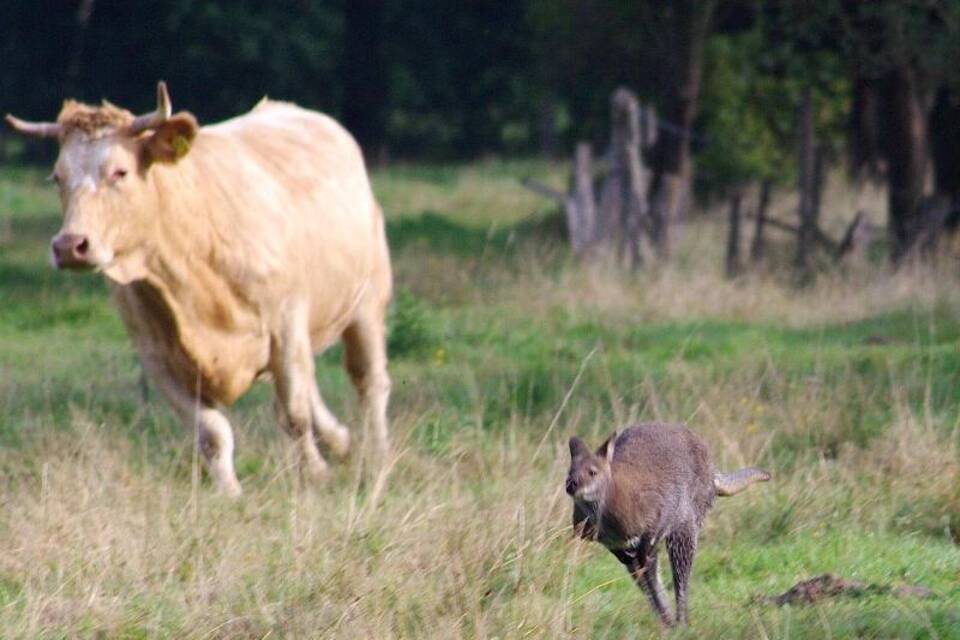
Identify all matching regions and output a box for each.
[565,423,770,627]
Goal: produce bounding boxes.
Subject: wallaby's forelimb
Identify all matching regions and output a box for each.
[714,467,771,496]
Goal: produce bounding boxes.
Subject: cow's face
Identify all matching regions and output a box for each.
[49,115,196,272]
[51,132,145,270]
[6,82,197,279]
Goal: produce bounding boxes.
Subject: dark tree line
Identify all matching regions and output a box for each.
[1,0,540,160]
[3,0,960,263]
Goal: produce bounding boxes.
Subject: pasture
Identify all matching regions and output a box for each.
[1,161,959,638]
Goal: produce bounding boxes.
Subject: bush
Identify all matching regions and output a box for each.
[388,289,438,358]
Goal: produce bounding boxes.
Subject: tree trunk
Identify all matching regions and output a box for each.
[725,189,743,278]
[885,64,930,262]
[928,87,960,239]
[647,0,716,258]
[794,88,817,280]
[340,0,388,164]
[749,180,772,262]
[65,0,95,95]
[539,96,561,160]
[849,68,884,183]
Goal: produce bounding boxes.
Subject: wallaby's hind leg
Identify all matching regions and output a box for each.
[342,310,391,460]
[612,545,673,627]
[666,527,699,626]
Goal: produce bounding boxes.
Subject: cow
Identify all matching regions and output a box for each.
[6,82,392,496]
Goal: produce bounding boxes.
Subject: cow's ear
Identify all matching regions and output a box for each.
[141,112,198,164]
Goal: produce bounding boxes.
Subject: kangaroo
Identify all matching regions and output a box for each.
[565,423,770,627]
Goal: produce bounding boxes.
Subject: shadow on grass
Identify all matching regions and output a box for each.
[0,261,108,299]
[7,212,61,241]
[12,209,561,262]
[386,210,565,256]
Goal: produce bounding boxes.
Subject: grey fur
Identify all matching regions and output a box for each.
[565,423,771,627]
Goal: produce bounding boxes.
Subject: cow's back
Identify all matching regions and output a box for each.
[195,102,387,348]
[119,101,389,405]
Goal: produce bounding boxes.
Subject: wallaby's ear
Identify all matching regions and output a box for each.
[141,112,198,165]
[569,436,590,461]
[597,431,617,464]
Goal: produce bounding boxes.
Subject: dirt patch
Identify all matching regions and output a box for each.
[768,574,935,606]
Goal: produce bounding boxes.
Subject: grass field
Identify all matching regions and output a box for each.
[1,160,959,639]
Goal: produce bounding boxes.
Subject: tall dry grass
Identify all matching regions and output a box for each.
[1,162,959,638]
[2,363,956,638]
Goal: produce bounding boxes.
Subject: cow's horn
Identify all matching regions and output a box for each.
[5,114,62,139]
[128,81,172,134]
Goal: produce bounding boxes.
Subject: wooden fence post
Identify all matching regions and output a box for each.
[567,142,597,255]
[597,87,649,268]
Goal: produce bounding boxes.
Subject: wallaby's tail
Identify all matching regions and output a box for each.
[714,468,771,496]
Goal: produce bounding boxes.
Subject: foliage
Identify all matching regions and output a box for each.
[696,7,852,197]
[698,30,792,191]
[387,289,438,359]
[0,0,956,184]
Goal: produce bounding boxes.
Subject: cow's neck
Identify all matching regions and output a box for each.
[102,155,214,286]
[148,157,259,321]
[106,150,269,403]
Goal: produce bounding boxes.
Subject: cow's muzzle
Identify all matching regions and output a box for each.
[51,233,95,270]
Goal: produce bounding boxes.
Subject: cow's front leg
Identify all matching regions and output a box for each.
[152,370,242,497]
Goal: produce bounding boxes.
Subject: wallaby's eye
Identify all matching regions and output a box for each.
[588,468,597,477]
[48,172,61,185]
[111,168,129,182]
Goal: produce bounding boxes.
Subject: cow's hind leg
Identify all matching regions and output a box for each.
[154,373,242,497]
[342,309,391,460]
[271,310,333,482]
[307,385,351,458]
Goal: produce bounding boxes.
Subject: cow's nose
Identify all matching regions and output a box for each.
[51,233,92,269]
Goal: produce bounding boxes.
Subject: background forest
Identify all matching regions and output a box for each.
[2,1,960,638]
[4,1,960,263]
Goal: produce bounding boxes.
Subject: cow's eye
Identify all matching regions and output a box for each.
[111,168,128,181]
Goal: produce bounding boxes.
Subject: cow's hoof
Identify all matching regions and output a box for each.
[303,460,332,483]
[328,427,351,459]
[218,478,243,498]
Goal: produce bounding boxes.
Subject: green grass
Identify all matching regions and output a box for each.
[1,161,960,638]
